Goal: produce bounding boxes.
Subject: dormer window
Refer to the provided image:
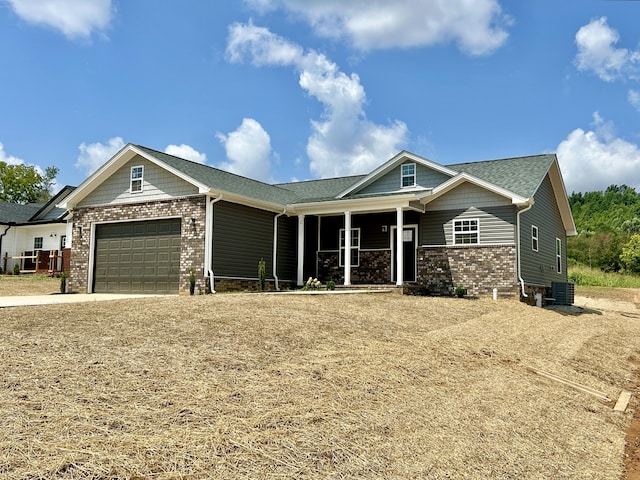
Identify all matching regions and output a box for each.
[401,163,416,188]
[130,166,143,193]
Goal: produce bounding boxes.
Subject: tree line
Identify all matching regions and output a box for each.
[568,184,640,274]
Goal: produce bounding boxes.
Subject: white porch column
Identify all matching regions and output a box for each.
[396,206,404,286]
[344,210,351,286]
[297,214,305,286]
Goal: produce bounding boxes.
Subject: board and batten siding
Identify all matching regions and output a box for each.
[420,206,516,246]
[212,201,275,279]
[520,174,567,285]
[78,156,199,207]
[358,162,451,195]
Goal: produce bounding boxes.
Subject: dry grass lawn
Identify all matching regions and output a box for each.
[1,276,640,478]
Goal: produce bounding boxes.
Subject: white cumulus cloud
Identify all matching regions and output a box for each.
[216,118,273,182]
[574,17,640,82]
[226,21,408,178]
[164,144,207,164]
[557,113,640,193]
[4,0,113,39]
[244,0,510,56]
[0,142,25,166]
[75,136,125,176]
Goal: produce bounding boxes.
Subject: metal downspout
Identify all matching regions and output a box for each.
[273,211,286,291]
[516,201,534,297]
[207,195,223,293]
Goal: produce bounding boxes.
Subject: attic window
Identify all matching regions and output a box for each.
[401,163,416,188]
[130,166,143,193]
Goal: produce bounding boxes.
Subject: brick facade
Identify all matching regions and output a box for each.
[317,250,392,284]
[68,196,206,295]
[416,245,519,297]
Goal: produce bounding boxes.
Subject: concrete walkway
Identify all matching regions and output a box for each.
[0,293,162,308]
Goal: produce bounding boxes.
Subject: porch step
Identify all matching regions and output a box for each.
[334,284,403,294]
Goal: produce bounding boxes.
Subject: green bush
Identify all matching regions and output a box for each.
[12,264,19,276]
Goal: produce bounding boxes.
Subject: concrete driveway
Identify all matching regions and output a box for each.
[0,293,164,308]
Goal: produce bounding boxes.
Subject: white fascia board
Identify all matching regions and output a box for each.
[205,190,289,214]
[421,173,529,206]
[547,159,577,236]
[288,193,419,216]
[58,144,210,209]
[336,150,458,198]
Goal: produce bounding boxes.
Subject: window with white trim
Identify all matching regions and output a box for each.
[33,237,43,250]
[401,163,416,188]
[556,238,562,274]
[339,228,360,267]
[532,225,539,251]
[130,165,144,193]
[453,219,479,245]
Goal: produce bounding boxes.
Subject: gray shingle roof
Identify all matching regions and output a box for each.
[448,154,555,199]
[0,202,42,224]
[136,144,553,207]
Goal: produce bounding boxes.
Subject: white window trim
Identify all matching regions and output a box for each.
[556,238,562,274]
[339,227,360,267]
[33,236,43,250]
[531,225,539,252]
[453,218,479,245]
[130,165,144,193]
[401,163,416,188]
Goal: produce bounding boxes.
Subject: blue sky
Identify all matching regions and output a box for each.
[1,0,640,195]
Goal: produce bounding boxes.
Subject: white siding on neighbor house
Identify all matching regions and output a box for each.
[358,162,451,195]
[424,182,512,211]
[420,206,516,246]
[78,156,199,207]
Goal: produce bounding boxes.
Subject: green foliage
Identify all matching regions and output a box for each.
[568,265,640,288]
[302,277,321,291]
[454,285,467,298]
[326,280,336,291]
[12,263,19,275]
[59,271,67,294]
[568,184,640,271]
[0,162,59,204]
[620,234,640,274]
[257,258,266,291]
[189,267,196,295]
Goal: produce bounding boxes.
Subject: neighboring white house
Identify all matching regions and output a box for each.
[0,186,74,273]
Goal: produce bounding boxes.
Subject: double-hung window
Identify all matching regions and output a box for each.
[453,219,479,245]
[130,165,144,193]
[532,225,539,251]
[556,238,562,274]
[339,228,360,267]
[401,163,416,188]
[33,237,43,250]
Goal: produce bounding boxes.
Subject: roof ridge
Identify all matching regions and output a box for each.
[134,144,295,194]
[275,173,366,186]
[449,153,554,167]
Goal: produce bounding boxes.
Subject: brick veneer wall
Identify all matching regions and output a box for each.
[417,245,519,297]
[68,196,206,295]
[317,250,392,284]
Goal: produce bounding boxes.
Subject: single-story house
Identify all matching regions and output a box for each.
[1,186,74,273]
[58,144,576,298]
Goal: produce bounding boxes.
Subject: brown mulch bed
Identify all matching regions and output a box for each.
[1,277,640,478]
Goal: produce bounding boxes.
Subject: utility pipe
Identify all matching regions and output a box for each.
[207,194,223,293]
[516,201,534,297]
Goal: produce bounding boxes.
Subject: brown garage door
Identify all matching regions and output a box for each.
[94,218,181,294]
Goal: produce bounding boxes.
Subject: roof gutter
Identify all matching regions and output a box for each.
[0,224,14,270]
[516,200,534,297]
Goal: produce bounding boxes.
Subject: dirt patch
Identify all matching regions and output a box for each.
[0,278,639,478]
[0,274,59,296]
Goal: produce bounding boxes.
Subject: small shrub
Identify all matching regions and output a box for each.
[59,271,67,294]
[454,285,467,298]
[189,267,196,295]
[258,258,266,291]
[12,264,20,276]
[326,280,336,291]
[302,277,322,291]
